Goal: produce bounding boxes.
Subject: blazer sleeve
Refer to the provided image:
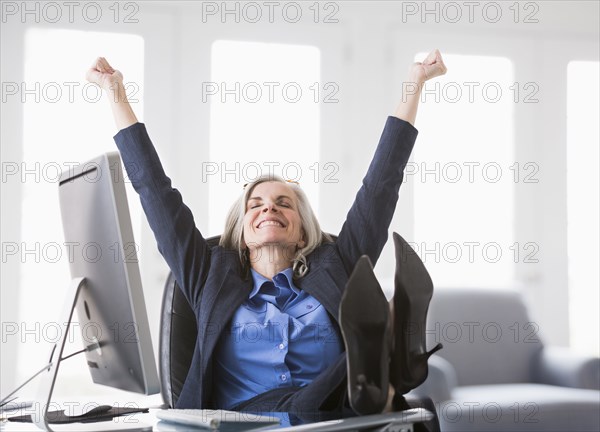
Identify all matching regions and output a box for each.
[113,123,209,308]
[335,116,418,274]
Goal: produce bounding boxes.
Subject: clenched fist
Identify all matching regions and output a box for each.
[410,49,447,84]
[86,57,123,92]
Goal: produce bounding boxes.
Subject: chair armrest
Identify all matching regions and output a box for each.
[408,354,458,404]
[533,346,600,390]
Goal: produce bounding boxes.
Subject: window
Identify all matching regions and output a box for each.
[208,40,321,235]
[567,61,600,356]
[412,53,515,287]
[18,28,144,395]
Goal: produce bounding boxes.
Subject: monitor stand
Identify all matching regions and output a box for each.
[33,277,87,432]
[28,278,149,432]
[29,277,152,432]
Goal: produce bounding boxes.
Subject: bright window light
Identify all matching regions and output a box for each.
[412,53,514,288]
[567,61,600,356]
[208,40,321,235]
[20,28,144,396]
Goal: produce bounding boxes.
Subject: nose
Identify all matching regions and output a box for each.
[262,203,278,212]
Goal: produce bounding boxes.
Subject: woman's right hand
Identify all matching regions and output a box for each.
[86,57,124,92]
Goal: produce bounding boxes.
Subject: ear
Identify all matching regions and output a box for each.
[298,230,306,249]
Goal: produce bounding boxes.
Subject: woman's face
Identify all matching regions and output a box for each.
[242,181,305,253]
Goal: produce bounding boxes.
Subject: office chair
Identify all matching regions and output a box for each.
[159,236,221,407]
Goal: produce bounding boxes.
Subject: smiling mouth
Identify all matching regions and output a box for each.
[257,220,285,229]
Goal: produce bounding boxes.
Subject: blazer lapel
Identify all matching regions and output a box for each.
[296,266,344,323]
[200,267,253,372]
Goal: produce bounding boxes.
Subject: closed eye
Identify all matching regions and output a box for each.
[247,199,262,210]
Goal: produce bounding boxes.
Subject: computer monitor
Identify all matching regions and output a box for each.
[55,151,160,396]
[29,152,159,430]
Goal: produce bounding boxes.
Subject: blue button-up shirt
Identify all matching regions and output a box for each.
[213,267,344,409]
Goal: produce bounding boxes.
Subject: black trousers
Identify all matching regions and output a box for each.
[233,354,440,432]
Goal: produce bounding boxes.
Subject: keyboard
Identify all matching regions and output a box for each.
[156,409,280,429]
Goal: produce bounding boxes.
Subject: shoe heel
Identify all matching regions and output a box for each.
[427,342,443,359]
[412,342,444,386]
[390,232,442,395]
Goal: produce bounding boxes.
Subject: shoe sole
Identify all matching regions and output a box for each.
[339,255,390,415]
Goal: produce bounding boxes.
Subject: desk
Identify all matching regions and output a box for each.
[2,406,434,431]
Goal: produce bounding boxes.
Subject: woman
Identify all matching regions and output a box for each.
[86,50,447,417]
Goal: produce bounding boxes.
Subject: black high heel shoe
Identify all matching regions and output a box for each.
[339,255,391,415]
[390,232,443,396]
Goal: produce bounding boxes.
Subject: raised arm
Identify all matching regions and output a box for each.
[86,58,210,307]
[394,49,447,125]
[336,50,447,272]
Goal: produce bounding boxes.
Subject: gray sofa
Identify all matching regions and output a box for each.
[411,287,600,431]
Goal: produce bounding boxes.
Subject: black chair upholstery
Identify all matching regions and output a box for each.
[159,271,195,407]
[159,235,221,407]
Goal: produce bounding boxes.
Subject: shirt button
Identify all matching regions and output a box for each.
[280,374,287,381]
[278,343,285,350]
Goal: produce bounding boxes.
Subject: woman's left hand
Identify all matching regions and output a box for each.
[393,49,447,125]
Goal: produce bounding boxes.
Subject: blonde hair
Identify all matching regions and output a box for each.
[219,174,332,279]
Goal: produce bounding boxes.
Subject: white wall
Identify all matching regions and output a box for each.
[1,1,598,396]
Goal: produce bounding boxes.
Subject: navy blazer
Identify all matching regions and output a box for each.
[114,116,418,408]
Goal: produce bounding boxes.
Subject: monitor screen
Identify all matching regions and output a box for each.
[58,152,160,395]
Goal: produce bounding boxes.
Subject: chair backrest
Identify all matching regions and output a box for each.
[426,287,544,386]
[159,235,221,407]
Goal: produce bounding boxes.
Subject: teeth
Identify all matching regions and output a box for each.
[259,220,283,228]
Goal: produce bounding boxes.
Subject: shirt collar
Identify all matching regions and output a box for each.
[249,267,300,299]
